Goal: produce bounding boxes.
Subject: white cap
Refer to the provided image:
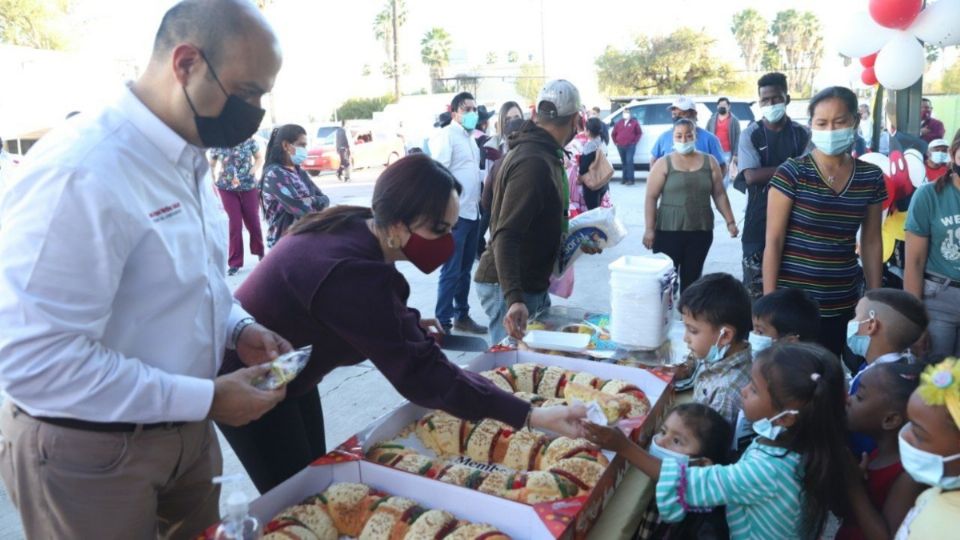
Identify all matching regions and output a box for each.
[537,79,582,118]
[667,96,696,112]
[929,138,949,149]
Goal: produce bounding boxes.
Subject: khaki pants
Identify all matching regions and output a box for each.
[0,401,222,539]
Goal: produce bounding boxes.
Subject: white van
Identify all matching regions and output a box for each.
[604,97,755,172]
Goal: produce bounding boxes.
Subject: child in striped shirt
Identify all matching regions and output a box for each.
[586,342,852,540]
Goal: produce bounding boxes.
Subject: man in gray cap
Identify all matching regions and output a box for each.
[475,79,600,344]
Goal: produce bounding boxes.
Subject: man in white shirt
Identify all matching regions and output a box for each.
[0,1,292,537]
[431,92,487,335]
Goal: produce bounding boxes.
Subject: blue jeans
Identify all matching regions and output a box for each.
[617,144,636,182]
[475,281,551,346]
[435,217,480,327]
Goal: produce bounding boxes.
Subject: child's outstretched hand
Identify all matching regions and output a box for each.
[583,421,630,453]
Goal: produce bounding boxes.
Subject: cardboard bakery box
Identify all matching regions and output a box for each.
[201,457,552,539]
[344,349,674,539]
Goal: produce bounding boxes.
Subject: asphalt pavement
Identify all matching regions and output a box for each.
[0,166,747,538]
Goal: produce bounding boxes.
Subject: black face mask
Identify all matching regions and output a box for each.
[183,50,265,148]
[953,163,960,176]
[718,106,728,115]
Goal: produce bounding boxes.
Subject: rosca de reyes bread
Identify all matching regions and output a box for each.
[264,483,510,540]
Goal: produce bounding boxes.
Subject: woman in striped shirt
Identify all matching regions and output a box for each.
[763,87,886,363]
[585,343,855,539]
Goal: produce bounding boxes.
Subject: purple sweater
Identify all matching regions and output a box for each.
[220,217,530,428]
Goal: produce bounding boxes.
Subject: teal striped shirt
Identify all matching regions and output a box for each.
[656,440,804,540]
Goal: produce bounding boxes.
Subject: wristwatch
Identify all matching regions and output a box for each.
[230,317,256,349]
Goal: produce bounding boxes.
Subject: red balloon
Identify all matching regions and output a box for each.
[862,67,878,86]
[860,52,878,68]
[869,0,922,29]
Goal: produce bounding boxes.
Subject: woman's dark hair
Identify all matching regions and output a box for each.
[585,117,608,145]
[670,403,733,465]
[498,101,523,134]
[755,342,848,540]
[934,138,960,194]
[807,86,859,128]
[673,118,697,136]
[264,124,306,170]
[289,154,462,236]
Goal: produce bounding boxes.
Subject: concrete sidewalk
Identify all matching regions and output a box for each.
[0,168,746,538]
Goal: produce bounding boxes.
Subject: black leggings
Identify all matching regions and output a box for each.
[653,230,713,292]
[582,185,608,210]
[218,389,325,494]
[818,310,857,372]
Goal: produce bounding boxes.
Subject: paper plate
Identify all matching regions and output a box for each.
[523,330,591,353]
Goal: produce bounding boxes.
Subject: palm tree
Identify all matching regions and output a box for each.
[373,0,407,99]
[420,27,452,94]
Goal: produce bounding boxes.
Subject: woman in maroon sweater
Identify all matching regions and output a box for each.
[219,154,586,493]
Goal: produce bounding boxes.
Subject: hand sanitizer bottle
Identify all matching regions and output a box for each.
[212,475,261,540]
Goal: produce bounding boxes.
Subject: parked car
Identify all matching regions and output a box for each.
[301,125,405,177]
[604,96,755,172]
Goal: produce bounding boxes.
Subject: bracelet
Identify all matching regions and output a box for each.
[230,317,256,349]
[524,408,533,431]
[726,220,736,227]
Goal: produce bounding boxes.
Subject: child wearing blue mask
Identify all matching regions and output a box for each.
[749,288,821,353]
[846,289,929,395]
[679,273,753,427]
[635,403,733,539]
[587,342,853,540]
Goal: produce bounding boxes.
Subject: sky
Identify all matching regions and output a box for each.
[4,0,958,135]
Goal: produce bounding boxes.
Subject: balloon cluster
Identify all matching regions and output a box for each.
[838,0,960,90]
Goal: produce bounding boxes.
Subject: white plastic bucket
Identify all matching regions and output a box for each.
[608,255,675,349]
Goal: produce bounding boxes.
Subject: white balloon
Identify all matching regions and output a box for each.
[911,0,960,48]
[904,149,927,187]
[875,32,926,90]
[837,11,896,58]
[859,152,891,174]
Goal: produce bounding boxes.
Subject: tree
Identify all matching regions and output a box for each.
[485,51,498,65]
[373,0,406,99]
[507,50,519,63]
[0,0,72,50]
[595,28,739,96]
[420,27,451,93]
[939,58,960,93]
[770,10,823,96]
[731,9,768,74]
[515,63,543,102]
[334,94,397,121]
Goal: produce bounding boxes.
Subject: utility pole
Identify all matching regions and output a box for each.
[391,0,400,100]
[539,0,546,79]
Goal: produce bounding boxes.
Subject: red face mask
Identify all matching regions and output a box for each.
[401,231,455,274]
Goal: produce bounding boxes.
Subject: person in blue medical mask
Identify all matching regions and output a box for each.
[595,403,732,540]
[764,86,886,364]
[430,91,488,335]
[260,124,330,248]
[586,342,855,540]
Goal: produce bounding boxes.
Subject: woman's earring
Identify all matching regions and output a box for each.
[387,237,399,249]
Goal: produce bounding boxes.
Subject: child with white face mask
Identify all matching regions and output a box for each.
[586,343,852,540]
[633,403,733,539]
[887,358,960,539]
[678,273,754,428]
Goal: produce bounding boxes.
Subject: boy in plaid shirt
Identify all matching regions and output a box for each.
[679,273,754,427]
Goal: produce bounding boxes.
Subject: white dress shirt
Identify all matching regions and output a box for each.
[0,85,250,424]
[431,121,482,220]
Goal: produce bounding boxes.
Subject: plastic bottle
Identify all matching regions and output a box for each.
[212,475,261,540]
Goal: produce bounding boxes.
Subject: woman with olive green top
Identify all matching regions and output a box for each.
[644,119,739,292]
